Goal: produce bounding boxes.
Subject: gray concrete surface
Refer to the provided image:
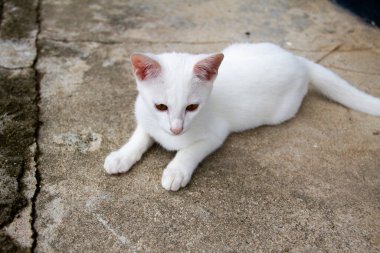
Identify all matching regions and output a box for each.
[0,0,379,252]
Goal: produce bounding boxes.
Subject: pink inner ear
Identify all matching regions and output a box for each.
[193,53,224,81]
[130,54,161,81]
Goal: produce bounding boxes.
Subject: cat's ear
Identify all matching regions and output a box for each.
[130,53,161,81]
[193,53,224,82]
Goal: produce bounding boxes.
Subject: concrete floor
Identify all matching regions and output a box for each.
[1,0,380,252]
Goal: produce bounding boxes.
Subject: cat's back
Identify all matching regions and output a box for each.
[218,43,297,78]
[211,43,308,131]
[217,42,301,85]
[222,43,287,58]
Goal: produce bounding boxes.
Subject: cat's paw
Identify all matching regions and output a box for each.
[104,151,137,174]
[161,165,192,191]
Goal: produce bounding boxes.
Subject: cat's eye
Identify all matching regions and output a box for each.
[186,104,199,112]
[155,104,168,111]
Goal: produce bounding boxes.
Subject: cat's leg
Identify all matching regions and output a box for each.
[161,138,224,191]
[104,125,154,174]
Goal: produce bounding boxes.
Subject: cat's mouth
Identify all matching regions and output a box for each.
[168,128,186,136]
[169,131,184,136]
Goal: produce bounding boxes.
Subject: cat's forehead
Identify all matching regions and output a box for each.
[157,52,199,64]
[138,52,211,104]
[157,52,201,80]
[157,53,204,95]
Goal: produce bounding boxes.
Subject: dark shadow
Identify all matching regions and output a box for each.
[332,0,380,27]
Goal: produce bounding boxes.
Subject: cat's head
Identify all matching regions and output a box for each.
[131,52,224,136]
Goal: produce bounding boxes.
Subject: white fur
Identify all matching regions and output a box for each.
[104,43,380,191]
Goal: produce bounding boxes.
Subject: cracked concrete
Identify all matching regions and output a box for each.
[0,0,39,252]
[0,0,380,252]
[0,67,38,252]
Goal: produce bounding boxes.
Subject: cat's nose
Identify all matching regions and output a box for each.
[170,127,183,135]
[170,118,183,135]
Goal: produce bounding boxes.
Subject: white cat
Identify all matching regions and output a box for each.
[104,43,380,191]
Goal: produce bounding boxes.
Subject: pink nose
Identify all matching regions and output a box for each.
[170,127,183,135]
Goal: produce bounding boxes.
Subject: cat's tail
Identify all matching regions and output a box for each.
[300,57,380,116]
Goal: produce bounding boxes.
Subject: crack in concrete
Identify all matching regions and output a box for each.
[298,44,380,76]
[335,47,378,52]
[43,37,122,45]
[40,37,380,58]
[316,44,342,63]
[0,65,33,71]
[30,166,41,252]
[288,46,377,53]
[95,214,129,246]
[303,44,380,76]
[41,37,232,46]
[327,65,380,76]
[0,0,3,27]
[30,0,42,252]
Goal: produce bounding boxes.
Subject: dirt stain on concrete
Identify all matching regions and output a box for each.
[0,68,37,252]
[0,0,37,40]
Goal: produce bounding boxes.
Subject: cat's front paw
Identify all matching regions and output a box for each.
[161,165,192,191]
[104,151,136,174]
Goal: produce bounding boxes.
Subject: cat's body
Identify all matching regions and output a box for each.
[105,43,380,191]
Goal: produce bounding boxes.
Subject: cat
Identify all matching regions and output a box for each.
[104,43,380,191]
